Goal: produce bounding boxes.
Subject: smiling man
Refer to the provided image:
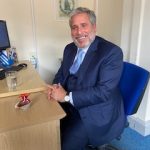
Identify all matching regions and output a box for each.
[47,7,126,150]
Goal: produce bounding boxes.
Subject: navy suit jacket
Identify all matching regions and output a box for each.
[53,36,126,146]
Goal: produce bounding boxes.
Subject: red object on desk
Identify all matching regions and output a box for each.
[18,93,31,107]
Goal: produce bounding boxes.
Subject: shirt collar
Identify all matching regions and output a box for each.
[78,45,90,53]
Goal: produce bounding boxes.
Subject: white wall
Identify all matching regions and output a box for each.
[33,0,72,83]
[97,0,123,46]
[0,0,35,60]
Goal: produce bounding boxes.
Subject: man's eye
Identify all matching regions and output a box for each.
[81,24,87,28]
[71,26,77,30]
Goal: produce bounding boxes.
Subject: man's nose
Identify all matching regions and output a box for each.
[76,27,82,34]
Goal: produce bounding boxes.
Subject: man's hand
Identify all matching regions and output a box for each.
[47,84,67,102]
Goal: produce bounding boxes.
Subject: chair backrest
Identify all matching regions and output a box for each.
[119,62,150,115]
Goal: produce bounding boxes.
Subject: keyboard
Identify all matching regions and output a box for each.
[0,63,27,80]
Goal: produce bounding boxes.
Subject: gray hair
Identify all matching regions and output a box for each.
[69,7,96,27]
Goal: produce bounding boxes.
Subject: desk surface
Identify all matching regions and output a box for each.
[0,92,66,133]
[0,61,46,98]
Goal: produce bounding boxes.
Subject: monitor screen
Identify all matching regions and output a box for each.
[0,20,11,51]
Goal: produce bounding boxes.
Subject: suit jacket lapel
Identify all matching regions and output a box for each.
[63,45,77,84]
[66,48,77,72]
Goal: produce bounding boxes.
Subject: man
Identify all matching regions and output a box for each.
[47,7,126,150]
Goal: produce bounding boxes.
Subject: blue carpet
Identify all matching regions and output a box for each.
[110,127,150,150]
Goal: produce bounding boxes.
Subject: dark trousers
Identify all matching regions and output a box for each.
[60,103,89,150]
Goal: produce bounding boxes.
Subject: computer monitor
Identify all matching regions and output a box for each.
[0,20,11,51]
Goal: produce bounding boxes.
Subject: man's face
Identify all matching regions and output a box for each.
[70,13,96,48]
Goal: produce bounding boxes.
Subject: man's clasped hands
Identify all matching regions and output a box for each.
[47,83,67,102]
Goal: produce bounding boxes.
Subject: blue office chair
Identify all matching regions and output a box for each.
[119,62,149,115]
[88,62,150,150]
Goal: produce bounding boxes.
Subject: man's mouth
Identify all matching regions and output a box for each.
[76,35,87,41]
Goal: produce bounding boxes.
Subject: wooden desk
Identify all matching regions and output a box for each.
[0,61,66,150]
[0,61,46,98]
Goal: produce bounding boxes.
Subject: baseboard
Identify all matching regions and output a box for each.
[128,116,150,136]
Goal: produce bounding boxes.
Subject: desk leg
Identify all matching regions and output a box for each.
[0,120,61,150]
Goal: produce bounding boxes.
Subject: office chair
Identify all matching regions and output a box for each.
[88,62,150,150]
